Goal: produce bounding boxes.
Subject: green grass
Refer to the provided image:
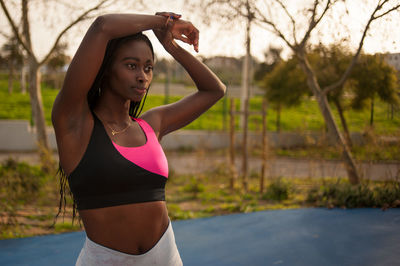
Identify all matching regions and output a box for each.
[1,74,399,133]
[271,143,400,162]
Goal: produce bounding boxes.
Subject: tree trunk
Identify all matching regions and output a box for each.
[21,62,27,94]
[333,98,352,147]
[241,10,252,192]
[242,98,249,192]
[229,98,237,190]
[28,58,49,151]
[276,103,281,132]
[164,60,171,105]
[260,98,268,194]
[8,59,14,94]
[390,104,394,120]
[297,53,360,184]
[370,95,374,126]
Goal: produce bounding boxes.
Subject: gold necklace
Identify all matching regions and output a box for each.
[106,122,132,136]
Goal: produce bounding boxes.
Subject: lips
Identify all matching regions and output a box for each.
[133,87,147,93]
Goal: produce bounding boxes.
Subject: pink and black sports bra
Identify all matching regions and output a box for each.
[67,111,168,210]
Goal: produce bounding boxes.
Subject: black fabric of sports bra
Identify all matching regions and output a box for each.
[67,112,167,210]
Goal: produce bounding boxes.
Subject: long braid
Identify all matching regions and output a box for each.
[129,86,149,118]
[51,163,81,228]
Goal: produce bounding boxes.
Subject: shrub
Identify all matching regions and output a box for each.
[181,177,205,199]
[167,204,194,220]
[0,158,44,203]
[374,181,400,207]
[0,158,46,226]
[306,179,400,208]
[262,178,292,201]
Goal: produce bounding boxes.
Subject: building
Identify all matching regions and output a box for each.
[383,53,400,72]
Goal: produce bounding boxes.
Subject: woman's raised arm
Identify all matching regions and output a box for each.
[52,14,172,123]
[144,17,226,138]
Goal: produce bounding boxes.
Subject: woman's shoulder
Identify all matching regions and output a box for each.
[139,107,163,138]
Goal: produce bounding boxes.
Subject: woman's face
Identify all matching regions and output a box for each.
[106,40,154,102]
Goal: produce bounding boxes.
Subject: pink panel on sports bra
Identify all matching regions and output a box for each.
[112,119,168,178]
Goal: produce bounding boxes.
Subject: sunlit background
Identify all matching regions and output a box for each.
[0,0,399,241]
[1,0,399,61]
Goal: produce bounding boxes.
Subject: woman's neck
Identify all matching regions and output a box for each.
[94,89,132,125]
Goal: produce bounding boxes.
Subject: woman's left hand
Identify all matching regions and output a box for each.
[154,12,199,52]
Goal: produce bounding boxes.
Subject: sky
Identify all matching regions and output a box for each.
[0,0,399,62]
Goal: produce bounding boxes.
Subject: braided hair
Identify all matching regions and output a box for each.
[53,32,155,226]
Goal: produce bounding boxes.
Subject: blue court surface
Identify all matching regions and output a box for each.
[0,208,399,266]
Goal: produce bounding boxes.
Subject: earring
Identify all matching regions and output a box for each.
[98,87,101,96]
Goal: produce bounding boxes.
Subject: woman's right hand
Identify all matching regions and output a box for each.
[155,12,199,52]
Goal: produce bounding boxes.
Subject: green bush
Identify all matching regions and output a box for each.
[262,178,293,201]
[0,158,44,203]
[180,177,205,199]
[167,204,194,220]
[306,179,400,208]
[374,181,400,207]
[0,158,46,226]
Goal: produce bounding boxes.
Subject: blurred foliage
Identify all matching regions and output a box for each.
[258,44,400,134]
[262,177,293,201]
[351,54,400,110]
[0,157,399,239]
[0,73,399,133]
[306,179,400,208]
[0,158,45,226]
[180,177,205,199]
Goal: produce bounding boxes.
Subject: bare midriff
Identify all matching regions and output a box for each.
[79,201,169,255]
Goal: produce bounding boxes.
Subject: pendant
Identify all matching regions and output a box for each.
[112,130,117,136]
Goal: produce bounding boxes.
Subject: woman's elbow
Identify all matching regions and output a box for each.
[217,82,227,99]
[90,15,108,35]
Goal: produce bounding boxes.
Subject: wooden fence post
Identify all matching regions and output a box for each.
[260,98,268,193]
[229,98,238,190]
[242,98,249,192]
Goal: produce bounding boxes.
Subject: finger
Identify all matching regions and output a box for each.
[187,28,199,45]
[155,12,168,16]
[193,28,199,46]
[187,28,199,52]
[192,33,199,52]
[194,39,199,53]
[155,12,181,19]
[168,12,181,19]
[175,35,191,44]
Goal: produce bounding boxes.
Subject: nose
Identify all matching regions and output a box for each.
[136,69,148,84]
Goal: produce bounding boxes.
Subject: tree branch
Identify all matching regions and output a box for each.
[0,30,10,39]
[0,0,34,58]
[374,2,400,19]
[253,5,295,51]
[323,0,400,94]
[275,0,298,44]
[38,0,111,65]
[226,1,247,18]
[299,0,331,49]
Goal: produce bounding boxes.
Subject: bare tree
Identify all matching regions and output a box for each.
[247,0,399,184]
[201,0,257,190]
[0,0,113,166]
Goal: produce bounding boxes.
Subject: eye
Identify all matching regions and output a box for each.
[127,63,136,69]
[144,65,153,73]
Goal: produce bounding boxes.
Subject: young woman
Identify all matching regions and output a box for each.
[52,12,225,265]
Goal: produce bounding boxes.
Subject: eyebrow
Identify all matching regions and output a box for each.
[122,57,153,63]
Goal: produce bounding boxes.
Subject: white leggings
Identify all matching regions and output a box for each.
[75,221,183,266]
